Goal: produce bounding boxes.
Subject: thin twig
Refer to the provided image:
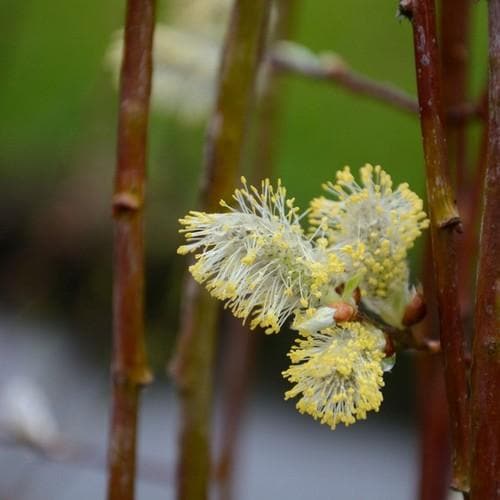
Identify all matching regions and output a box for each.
[107,2,155,500]
[271,42,482,123]
[400,0,470,492]
[358,309,440,355]
[271,43,419,114]
[169,2,272,500]
[469,2,500,497]
[383,326,441,356]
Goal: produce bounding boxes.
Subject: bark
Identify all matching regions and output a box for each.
[469,1,500,497]
[400,0,470,491]
[107,1,156,499]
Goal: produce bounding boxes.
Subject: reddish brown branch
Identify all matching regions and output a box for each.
[169,2,272,500]
[417,353,451,500]
[440,0,471,188]
[416,240,451,500]
[439,0,475,332]
[215,318,257,500]
[380,325,440,356]
[459,89,489,320]
[466,90,489,215]
[400,0,470,491]
[469,2,500,497]
[107,2,155,500]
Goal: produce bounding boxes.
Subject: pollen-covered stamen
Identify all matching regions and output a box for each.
[282,322,386,429]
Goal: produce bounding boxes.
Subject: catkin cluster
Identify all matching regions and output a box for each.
[178,164,429,429]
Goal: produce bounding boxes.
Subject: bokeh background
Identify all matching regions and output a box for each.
[0,1,488,499]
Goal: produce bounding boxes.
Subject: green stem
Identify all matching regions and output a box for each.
[169,2,272,499]
[107,1,155,500]
[469,2,500,497]
[214,5,296,499]
[400,0,470,491]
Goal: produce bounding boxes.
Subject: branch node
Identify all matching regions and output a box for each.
[398,0,414,21]
[438,215,463,231]
[112,367,153,387]
[112,191,142,213]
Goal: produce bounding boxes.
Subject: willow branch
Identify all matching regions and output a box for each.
[252,2,296,182]
[417,353,451,500]
[378,325,441,356]
[271,42,419,114]
[469,2,500,497]
[271,42,482,123]
[416,239,451,500]
[459,89,488,320]
[400,0,470,491]
[214,6,296,500]
[169,3,272,500]
[357,307,439,355]
[440,0,474,327]
[466,90,489,215]
[107,2,155,500]
[440,0,471,188]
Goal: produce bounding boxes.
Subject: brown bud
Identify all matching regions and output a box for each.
[331,302,357,322]
[402,292,427,327]
[383,333,395,357]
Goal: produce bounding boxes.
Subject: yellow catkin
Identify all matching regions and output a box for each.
[282,322,385,429]
[308,164,429,327]
[177,167,431,429]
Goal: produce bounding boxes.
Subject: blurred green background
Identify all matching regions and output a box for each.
[0,0,488,407]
